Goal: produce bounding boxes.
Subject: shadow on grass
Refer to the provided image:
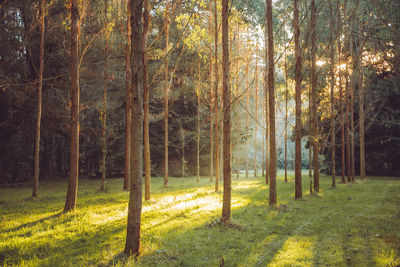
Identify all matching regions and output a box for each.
[4,212,62,233]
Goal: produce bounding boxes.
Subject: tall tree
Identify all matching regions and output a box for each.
[235,23,240,180]
[358,15,365,180]
[125,0,144,255]
[254,45,258,177]
[143,0,151,200]
[196,58,201,183]
[284,51,288,183]
[33,0,45,198]
[329,0,336,188]
[124,0,132,191]
[266,0,276,206]
[214,0,220,192]
[245,36,249,179]
[221,0,231,223]
[209,2,214,182]
[310,0,319,192]
[294,0,302,199]
[64,0,80,212]
[100,0,109,191]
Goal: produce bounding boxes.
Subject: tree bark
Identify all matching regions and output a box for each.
[124,1,132,191]
[64,0,80,212]
[284,52,288,183]
[236,24,240,179]
[143,0,151,200]
[33,0,45,198]
[214,0,220,192]
[124,0,144,255]
[221,0,231,223]
[311,0,319,193]
[266,0,276,206]
[163,1,171,186]
[294,0,302,199]
[100,0,109,191]
[254,45,258,177]
[197,58,201,183]
[329,0,336,188]
[245,37,249,179]
[209,2,214,182]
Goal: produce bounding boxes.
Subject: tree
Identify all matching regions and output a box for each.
[125,0,144,255]
[64,0,80,212]
[294,0,302,199]
[100,0,109,191]
[124,0,132,191]
[254,44,258,177]
[196,58,201,183]
[33,0,45,198]
[266,0,276,206]
[245,35,249,179]
[284,51,288,183]
[214,0,220,192]
[209,2,214,182]
[329,0,336,188]
[310,0,319,193]
[221,0,231,223]
[143,0,151,200]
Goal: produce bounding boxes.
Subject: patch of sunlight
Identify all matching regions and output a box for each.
[234,181,260,190]
[91,208,127,225]
[374,249,400,266]
[237,234,279,266]
[269,236,315,267]
[142,192,198,212]
[162,195,247,214]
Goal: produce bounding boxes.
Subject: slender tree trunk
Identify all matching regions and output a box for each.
[294,0,302,199]
[284,52,288,183]
[337,3,346,184]
[329,0,336,188]
[124,1,132,191]
[164,1,171,186]
[254,46,258,177]
[100,0,109,191]
[209,3,214,182]
[311,0,319,193]
[143,0,151,200]
[197,58,201,183]
[262,91,265,178]
[266,0,276,206]
[124,0,144,255]
[221,0,231,223]
[345,66,351,183]
[245,38,249,179]
[236,24,240,180]
[33,0,45,198]
[359,68,365,179]
[64,0,80,212]
[265,74,269,185]
[308,63,313,193]
[214,0,220,192]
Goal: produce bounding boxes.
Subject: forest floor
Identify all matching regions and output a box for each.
[1,172,400,266]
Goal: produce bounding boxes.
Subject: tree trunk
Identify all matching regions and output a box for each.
[124,0,144,255]
[33,0,45,198]
[359,68,365,179]
[197,58,201,183]
[64,0,80,212]
[266,0,276,206]
[311,0,319,193]
[100,0,109,191]
[245,37,249,179]
[164,1,171,186]
[221,0,231,223]
[143,0,151,200]
[294,0,302,199]
[329,0,336,188]
[214,0,220,192]
[254,45,258,177]
[284,52,288,183]
[124,1,132,191]
[337,3,346,184]
[345,67,351,183]
[209,2,214,182]
[236,24,240,180]
[308,62,313,193]
[262,90,265,178]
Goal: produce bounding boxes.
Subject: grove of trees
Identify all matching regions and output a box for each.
[1,0,400,256]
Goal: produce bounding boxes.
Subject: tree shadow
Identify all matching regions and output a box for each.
[4,212,62,233]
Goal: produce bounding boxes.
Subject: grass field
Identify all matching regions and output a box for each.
[1,173,400,266]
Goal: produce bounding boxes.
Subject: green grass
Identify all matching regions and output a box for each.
[1,173,400,266]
